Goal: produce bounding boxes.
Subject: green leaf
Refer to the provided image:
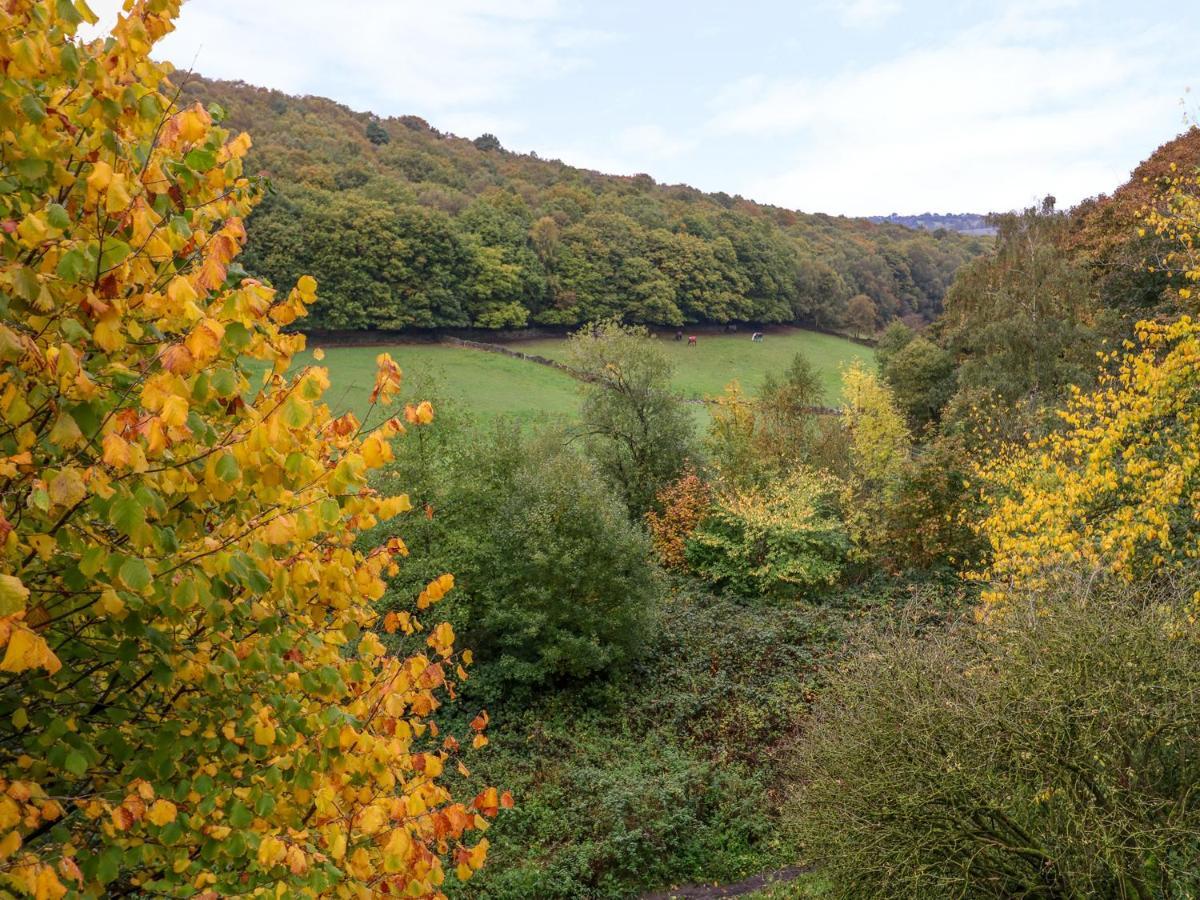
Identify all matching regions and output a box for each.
[11,267,39,301]
[210,368,237,397]
[111,496,145,537]
[64,750,87,776]
[46,203,71,231]
[20,95,46,124]
[228,801,253,828]
[224,321,251,351]
[55,248,88,283]
[98,239,131,271]
[14,158,48,181]
[96,847,121,884]
[118,557,151,591]
[138,94,160,121]
[184,148,216,172]
[214,453,239,482]
[280,396,311,429]
[169,215,192,240]
[56,0,83,25]
[79,545,107,578]
[59,42,79,75]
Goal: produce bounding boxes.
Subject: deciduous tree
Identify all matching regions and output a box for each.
[567,321,695,515]
[0,4,499,894]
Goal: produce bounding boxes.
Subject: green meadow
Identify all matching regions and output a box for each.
[515,328,877,403]
[295,328,874,426]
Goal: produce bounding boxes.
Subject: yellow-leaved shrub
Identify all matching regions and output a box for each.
[0,2,500,896]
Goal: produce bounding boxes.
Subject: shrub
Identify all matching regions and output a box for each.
[787,582,1200,898]
[381,424,658,691]
[646,467,712,569]
[687,468,848,598]
[450,584,837,899]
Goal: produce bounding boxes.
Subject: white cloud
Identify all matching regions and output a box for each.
[709,5,1184,214]
[80,0,602,140]
[615,124,695,161]
[831,0,902,28]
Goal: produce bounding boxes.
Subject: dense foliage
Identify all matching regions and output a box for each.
[0,4,498,895]
[451,581,849,899]
[892,131,1200,440]
[174,78,987,333]
[374,420,658,693]
[789,584,1200,899]
[786,163,1200,898]
[976,175,1200,616]
[686,468,848,597]
[8,1,1199,897]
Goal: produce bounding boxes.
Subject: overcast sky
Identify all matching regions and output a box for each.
[86,0,1193,216]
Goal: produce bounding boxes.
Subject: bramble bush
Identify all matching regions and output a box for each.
[0,3,499,895]
[787,581,1200,899]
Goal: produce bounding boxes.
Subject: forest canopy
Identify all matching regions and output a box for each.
[179,77,988,333]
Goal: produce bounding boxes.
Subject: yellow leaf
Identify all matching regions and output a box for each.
[0,626,61,675]
[147,799,177,826]
[105,173,132,214]
[184,318,225,363]
[166,275,198,307]
[160,395,188,428]
[0,829,20,859]
[253,722,276,746]
[86,160,112,194]
[93,316,124,352]
[360,435,392,469]
[101,432,131,467]
[48,413,83,448]
[48,468,86,507]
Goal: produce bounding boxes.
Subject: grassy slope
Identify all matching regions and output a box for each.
[514,328,876,403]
[299,328,874,427]
[296,341,582,426]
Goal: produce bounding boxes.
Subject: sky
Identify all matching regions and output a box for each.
[84,0,1195,217]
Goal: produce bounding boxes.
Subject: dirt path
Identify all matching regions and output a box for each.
[639,865,810,899]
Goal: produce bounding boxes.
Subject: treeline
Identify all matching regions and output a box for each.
[180,76,986,332]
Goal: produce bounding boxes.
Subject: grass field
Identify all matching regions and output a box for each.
[292,342,581,426]
[514,328,876,403]
[297,328,874,426]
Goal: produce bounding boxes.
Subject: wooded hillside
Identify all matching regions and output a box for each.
[180,76,988,332]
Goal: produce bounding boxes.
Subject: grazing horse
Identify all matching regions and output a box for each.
[674,330,684,342]
[687,335,697,347]
[751,332,764,342]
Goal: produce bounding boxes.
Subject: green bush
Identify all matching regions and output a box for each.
[378,421,658,692]
[566,320,696,516]
[786,582,1200,898]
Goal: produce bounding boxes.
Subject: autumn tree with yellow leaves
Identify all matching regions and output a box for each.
[0,1,504,896]
[976,173,1200,614]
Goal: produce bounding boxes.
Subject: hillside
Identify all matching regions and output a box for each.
[179,76,988,333]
